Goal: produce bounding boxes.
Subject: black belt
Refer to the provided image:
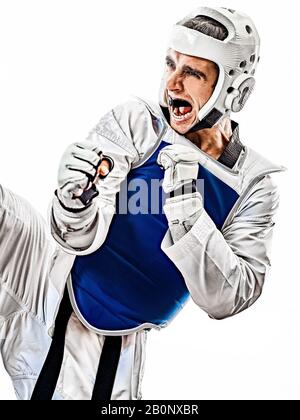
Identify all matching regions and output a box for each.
[31,286,122,400]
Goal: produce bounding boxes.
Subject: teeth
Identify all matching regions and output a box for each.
[171,110,192,121]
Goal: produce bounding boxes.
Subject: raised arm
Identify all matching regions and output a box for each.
[50,100,158,255]
[158,146,280,319]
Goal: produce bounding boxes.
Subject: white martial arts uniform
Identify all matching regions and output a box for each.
[0,98,284,400]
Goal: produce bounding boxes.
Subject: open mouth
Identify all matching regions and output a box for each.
[168,96,193,121]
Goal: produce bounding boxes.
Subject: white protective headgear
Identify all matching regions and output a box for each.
[159,7,260,129]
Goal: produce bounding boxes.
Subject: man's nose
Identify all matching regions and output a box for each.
[166,70,183,92]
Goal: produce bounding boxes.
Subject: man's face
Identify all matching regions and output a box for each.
[165,49,218,134]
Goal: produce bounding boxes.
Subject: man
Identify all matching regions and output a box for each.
[0,7,284,400]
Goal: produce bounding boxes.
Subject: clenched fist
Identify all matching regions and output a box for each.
[56,141,113,211]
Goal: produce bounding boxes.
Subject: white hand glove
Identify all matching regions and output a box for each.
[157,144,201,193]
[164,192,204,242]
[57,141,104,211]
[164,191,203,223]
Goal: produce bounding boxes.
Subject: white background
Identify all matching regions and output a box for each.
[0,0,298,400]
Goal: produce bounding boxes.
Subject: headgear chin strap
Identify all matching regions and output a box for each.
[159,7,260,131]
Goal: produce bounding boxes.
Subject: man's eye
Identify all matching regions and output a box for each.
[185,70,201,79]
[166,60,175,69]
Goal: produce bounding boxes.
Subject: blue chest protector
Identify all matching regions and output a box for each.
[71,141,239,332]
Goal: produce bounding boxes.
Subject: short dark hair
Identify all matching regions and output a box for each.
[181,15,228,41]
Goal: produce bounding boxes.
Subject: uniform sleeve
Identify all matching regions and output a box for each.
[50,100,158,255]
[161,175,280,319]
[0,185,55,321]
